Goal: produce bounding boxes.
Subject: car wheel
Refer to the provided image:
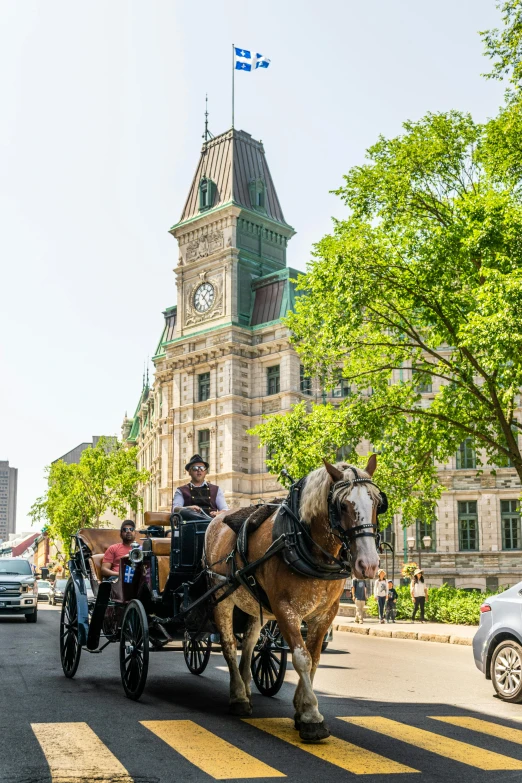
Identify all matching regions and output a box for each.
[491,640,522,703]
[26,607,38,623]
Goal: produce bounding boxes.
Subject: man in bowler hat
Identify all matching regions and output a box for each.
[172,454,228,518]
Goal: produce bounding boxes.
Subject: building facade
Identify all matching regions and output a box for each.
[124,126,522,592]
[0,460,18,541]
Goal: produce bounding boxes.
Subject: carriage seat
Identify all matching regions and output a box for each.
[145,511,171,526]
[91,554,105,582]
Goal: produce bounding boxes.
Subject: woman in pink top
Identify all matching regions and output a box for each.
[101,520,136,578]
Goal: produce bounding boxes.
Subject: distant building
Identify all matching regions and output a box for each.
[0,531,38,559]
[0,461,18,541]
[53,436,116,465]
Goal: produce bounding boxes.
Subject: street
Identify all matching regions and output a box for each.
[2,606,522,782]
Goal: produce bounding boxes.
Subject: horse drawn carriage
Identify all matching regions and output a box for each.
[60,507,288,701]
[60,458,385,742]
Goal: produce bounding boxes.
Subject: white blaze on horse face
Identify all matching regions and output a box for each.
[349,484,380,580]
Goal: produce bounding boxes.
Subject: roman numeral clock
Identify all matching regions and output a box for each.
[194,282,215,312]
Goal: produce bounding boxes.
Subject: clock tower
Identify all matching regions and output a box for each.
[126,126,307,517]
[169,128,295,336]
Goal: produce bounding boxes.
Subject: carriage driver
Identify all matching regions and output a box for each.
[101,520,137,579]
[172,454,228,518]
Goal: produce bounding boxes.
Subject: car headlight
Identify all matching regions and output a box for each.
[24,583,36,593]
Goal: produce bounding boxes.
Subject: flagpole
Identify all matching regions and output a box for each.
[232,43,235,129]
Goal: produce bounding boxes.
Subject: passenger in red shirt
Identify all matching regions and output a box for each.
[101,520,136,579]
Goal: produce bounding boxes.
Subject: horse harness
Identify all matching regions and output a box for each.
[230,468,388,612]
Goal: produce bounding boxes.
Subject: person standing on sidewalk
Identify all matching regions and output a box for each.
[411,568,428,622]
[351,578,367,624]
[374,570,388,624]
[386,580,398,623]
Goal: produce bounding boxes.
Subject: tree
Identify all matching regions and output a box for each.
[30,437,149,556]
[481,0,522,92]
[252,11,522,526]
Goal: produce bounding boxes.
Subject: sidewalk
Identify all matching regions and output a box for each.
[332,612,476,646]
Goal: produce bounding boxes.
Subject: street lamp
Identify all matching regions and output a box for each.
[407,534,432,571]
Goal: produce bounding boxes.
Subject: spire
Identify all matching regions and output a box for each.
[203,94,214,142]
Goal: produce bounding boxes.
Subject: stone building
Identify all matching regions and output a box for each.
[0,460,18,541]
[124,126,522,592]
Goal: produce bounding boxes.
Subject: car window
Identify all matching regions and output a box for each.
[38,581,51,588]
[55,580,68,589]
[0,560,32,575]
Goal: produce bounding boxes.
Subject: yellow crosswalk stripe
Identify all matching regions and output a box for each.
[341,716,522,771]
[431,715,522,745]
[244,718,418,775]
[31,722,132,783]
[141,719,285,779]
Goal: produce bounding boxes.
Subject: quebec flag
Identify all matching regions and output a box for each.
[256,53,270,69]
[124,565,135,584]
[235,47,252,71]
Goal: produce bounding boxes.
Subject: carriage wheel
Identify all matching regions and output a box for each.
[251,621,288,697]
[183,632,212,675]
[119,600,149,701]
[60,580,82,678]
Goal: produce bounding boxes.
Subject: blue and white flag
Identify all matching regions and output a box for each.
[256,53,270,69]
[235,47,252,71]
[124,565,135,584]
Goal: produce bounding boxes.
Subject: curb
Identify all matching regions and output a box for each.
[333,622,473,646]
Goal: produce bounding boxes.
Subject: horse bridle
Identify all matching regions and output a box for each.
[327,467,388,551]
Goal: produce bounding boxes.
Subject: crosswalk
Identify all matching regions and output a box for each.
[30,715,522,781]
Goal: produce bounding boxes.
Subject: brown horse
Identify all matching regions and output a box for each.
[204,456,381,742]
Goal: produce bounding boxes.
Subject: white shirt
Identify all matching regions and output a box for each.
[412,581,426,597]
[172,481,228,512]
[374,579,388,598]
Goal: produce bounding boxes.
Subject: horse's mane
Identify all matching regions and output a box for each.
[299,462,381,523]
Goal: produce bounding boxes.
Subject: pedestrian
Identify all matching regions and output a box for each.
[374,569,388,624]
[410,568,428,623]
[386,580,398,623]
[351,578,367,624]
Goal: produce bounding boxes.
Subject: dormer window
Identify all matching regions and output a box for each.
[199,177,216,212]
[249,178,266,213]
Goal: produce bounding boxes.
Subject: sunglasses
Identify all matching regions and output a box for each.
[191,466,206,471]
[122,527,134,532]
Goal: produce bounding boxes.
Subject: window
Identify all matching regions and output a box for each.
[199,177,216,212]
[381,525,394,545]
[249,178,266,212]
[458,501,479,550]
[413,369,432,394]
[501,499,521,550]
[198,430,210,464]
[336,445,353,462]
[456,439,476,469]
[416,518,436,551]
[300,366,312,395]
[332,378,351,398]
[267,365,280,396]
[198,372,211,402]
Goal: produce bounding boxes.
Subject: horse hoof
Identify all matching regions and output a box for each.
[294,713,301,730]
[299,721,330,742]
[229,701,252,717]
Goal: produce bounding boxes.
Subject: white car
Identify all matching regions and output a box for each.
[36,580,52,602]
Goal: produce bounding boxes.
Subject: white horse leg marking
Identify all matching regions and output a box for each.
[292,646,323,724]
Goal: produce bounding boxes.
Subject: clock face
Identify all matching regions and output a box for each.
[193,282,215,313]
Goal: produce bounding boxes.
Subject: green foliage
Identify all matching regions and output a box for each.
[29,437,149,555]
[366,584,498,625]
[481,1,522,93]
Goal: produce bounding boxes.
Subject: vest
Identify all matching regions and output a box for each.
[179,483,219,513]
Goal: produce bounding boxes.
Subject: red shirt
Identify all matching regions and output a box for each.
[103,543,133,572]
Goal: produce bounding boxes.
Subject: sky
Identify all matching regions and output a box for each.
[0,0,506,532]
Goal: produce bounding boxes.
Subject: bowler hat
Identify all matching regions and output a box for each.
[185,453,209,471]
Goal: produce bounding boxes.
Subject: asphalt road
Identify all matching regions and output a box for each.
[2,604,522,783]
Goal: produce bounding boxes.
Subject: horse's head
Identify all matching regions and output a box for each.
[323,454,382,580]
